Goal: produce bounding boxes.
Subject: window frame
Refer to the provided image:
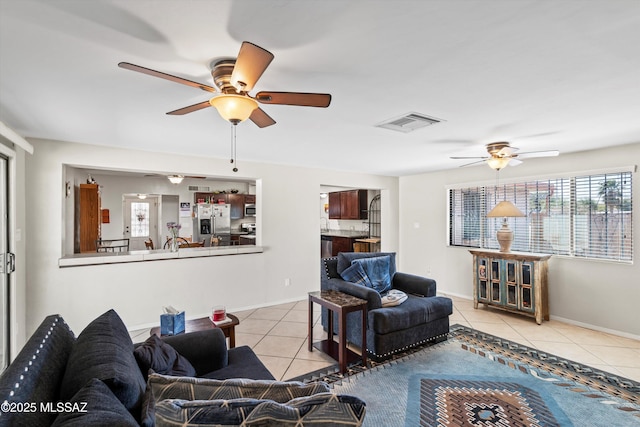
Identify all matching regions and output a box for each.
[448,168,633,263]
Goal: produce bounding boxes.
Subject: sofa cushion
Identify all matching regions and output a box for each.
[60,309,146,413]
[51,378,138,427]
[337,252,397,278]
[148,373,330,403]
[340,262,374,288]
[134,334,196,380]
[369,295,453,334]
[154,393,366,427]
[351,255,392,294]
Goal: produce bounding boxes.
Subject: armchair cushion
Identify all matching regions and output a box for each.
[134,334,196,380]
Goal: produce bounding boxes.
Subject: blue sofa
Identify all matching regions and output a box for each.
[0,310,366,426]
[321,252,453,361]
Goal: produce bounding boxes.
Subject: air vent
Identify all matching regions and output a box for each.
[188,185,211,192]
[376,112,444,133]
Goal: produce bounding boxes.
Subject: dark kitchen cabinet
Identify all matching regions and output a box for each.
[332,236,354,256]
[328,190,368,220]
[244,195,256,204]
[227,194,244,219]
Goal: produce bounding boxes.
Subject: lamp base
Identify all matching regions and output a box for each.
[496,222,514,253]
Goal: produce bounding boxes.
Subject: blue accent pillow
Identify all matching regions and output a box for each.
[352,255,392,294]
[340,262,374,289]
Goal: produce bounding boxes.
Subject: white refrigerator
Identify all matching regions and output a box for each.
[193,203,231,246]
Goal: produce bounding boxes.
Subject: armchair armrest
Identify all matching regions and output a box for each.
[161,328,229,376]
[392,272,437,297]
[327,277,382,310]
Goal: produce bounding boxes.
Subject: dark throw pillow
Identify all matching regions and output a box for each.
[51,378,138,427]
[59,309,146,413]
[340,262,374,289]
[134,334,196,379]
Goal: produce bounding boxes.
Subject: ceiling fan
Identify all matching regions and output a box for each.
[118,41,331,128]
[450,142,559,170]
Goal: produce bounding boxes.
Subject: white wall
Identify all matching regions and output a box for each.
[399,143,640,337]
[23,139,399,341]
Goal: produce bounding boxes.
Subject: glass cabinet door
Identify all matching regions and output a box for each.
[490,260,501,303]
[505,261,518,307]
[520,262,534,312]
[477,258,489,301]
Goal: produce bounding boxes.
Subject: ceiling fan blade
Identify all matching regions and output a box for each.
[166,100,212,115]
[458,159,488,167]
[450,156,488,160]
[516,150,560,159]
[508,158,523,166]
[255,91,331,107]
[497,146,519,156]
[230,42,274,92]
[118,62,217,93]
[249,107,276,128]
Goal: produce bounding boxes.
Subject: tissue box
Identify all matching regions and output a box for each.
[160,311,185,336]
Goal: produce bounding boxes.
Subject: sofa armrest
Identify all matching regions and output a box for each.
[392,272,437,297]
[161,328,228,376]
[327,278,382,310]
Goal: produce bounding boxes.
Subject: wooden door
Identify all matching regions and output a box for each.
[79,184,100,252]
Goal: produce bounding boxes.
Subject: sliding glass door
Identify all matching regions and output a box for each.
[0,155,8,369]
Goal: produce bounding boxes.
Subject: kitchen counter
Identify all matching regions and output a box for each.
[320,230,369,238]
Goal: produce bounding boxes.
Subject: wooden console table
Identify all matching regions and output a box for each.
[470,249,551,324]
[150,314,239,348]
[308,290,367,373]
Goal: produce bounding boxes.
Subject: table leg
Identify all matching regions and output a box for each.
[361,307,367,368]
[228,327,236,348]
[308,297,313,351]
[338,308,347,374]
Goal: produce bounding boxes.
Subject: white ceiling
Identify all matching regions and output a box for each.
[1,0,639,176]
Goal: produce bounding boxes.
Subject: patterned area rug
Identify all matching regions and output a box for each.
[408,374,571,426]
[290,324,640,426]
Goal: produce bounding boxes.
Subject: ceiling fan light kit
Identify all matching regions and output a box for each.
[209,94,258,124]
[167,175,184,184]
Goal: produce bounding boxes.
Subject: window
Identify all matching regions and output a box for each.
[449,171,633,262]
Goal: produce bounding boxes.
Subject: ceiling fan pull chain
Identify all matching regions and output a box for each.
[230,123,239,172]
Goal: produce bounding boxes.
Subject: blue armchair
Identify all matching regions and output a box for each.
[321,252,452,361]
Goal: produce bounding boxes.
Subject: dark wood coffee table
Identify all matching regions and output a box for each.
[150,313,239,348]
[308,290,367,373]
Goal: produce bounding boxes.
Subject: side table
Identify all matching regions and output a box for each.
[308,290,367,373]
[150,313,240,348]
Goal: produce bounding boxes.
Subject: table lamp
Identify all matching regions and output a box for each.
[487,201,525,252]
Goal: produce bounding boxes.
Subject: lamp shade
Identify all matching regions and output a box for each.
[487,201,525,218]
[209,94,258,123]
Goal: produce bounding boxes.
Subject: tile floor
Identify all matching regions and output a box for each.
[133,295,640,383]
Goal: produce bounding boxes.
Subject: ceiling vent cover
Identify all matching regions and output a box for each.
[376,112,444,133]
[188,185,211,192]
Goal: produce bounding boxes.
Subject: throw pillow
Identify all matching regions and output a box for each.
[60,309,147,412]
[154,393,366,427]
[352,255,392,294]
[148,373,329,403]
[339,262,374,289]
[51,378,138,427]
[134,334,196,379]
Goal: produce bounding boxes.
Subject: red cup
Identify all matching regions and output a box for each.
[212,306,226,321]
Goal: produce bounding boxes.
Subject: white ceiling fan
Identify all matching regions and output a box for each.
[450,142,559,170]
